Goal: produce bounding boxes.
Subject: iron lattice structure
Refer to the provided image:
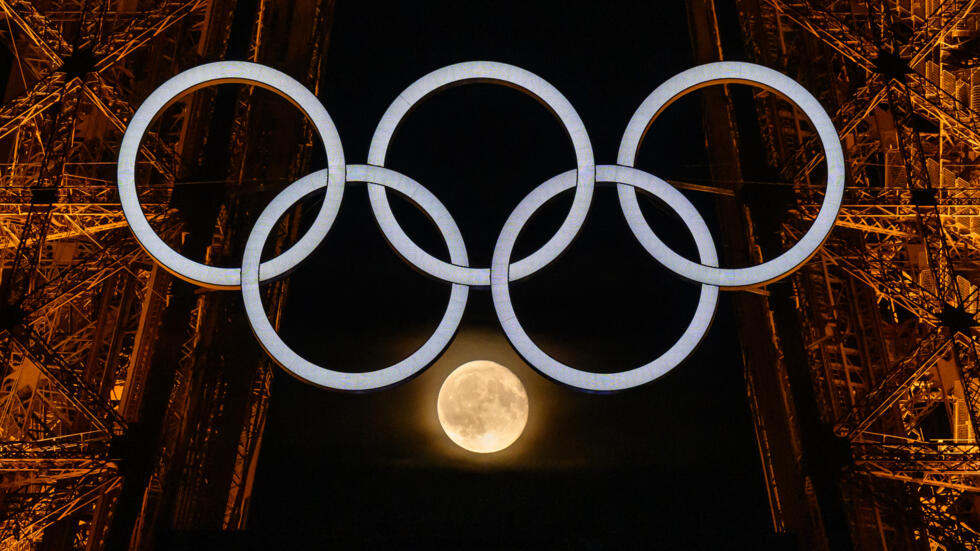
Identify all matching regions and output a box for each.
[0,1,333,549]
[733,0,980,548]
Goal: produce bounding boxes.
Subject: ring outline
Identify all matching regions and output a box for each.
[491,165,720,392]
[117,61,346,289]
[367,61,596,287]
[241,165,469,391]
[617,61,844,288]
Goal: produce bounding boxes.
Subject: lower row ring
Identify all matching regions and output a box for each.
[241,163,719,392]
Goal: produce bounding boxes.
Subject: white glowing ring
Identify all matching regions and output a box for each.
[117,61,346,289]
[367,61,595,287]
[241,165,468,391]
[617,61,844,287]
[491,165,720,392]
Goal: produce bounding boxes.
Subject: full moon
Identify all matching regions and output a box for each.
[437,360,529,454]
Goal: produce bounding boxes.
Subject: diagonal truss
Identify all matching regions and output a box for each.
[739,0,980,546]
[0,1,207,548]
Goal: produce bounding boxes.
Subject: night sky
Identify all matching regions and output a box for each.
[242,1,783,548]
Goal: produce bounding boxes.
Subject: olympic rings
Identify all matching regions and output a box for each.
[118,60,843,392]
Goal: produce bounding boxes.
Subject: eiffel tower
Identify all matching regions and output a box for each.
[0,1,333,548]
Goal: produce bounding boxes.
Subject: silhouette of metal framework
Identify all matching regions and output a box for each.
[729,0,980,548]
[0,1,332,548]
[3,0,978,548]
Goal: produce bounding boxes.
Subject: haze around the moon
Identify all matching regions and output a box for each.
[437,360,529,453]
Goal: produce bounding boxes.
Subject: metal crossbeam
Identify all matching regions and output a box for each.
[744,0,980,546]
[837,331,953,437]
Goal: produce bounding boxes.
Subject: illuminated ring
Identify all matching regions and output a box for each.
[118,61,346,289]
[241,165,468,391]
[491,165,720,392]
[367,61,595,287]
[617,61,844,287]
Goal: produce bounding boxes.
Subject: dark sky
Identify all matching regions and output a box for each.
[246,1,782,548]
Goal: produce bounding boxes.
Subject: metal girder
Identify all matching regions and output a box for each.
[15,220,178,321]
[765,0,980,157]
[786,224,940,324]
[907,71,980,150]
[902,0,980,67]
[863,470,980,493]
[854,441,980,473]
[0,471,119,547]
[0,0,69,66]
[0,0,205,194]
[769,0,980,433]
[222,360,272,530]
[7,328,124,436]
[92,0,207,73]
[742,0,980,546]
[885,80,961,302]
[1,217,129,248]
[82,75,181,182]
[0,432,110,484]
[916,493,980,550]
[851,472,980,549]
[837,331,953,436]
[0,2,200,188]
[2,84,84,308]
[789,78,887,188]
[764,0,878,70]
[0,73,73,142]
[0,1,211,549]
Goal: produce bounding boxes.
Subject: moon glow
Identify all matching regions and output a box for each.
[438,361,529,453]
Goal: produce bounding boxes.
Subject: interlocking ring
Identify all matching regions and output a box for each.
[367,62,595,286]
[242,165,469,391]
[618,62,845,288]
[117,62,346,289]
[491,165,719,391]
[117,60,844,392]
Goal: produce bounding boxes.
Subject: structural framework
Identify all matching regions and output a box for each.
[716,0,980,548]
[1,0,978,549]
[0,1,333,549]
